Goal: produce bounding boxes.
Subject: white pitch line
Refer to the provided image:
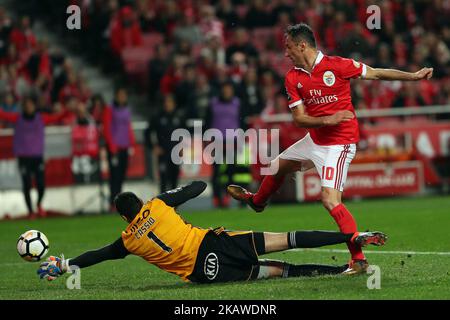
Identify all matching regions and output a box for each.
[2,249,449,268]
[291,248,450,256]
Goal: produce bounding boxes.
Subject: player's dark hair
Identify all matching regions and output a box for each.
[285,23,316,48]
[114,192,142,220]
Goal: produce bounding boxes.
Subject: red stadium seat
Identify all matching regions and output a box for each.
[121,47,153,72]
[121,47,153,89]
[141,32,165,49]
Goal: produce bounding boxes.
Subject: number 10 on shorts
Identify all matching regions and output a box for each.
[321,166,335,180]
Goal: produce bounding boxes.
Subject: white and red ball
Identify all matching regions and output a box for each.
[17,230,49,262]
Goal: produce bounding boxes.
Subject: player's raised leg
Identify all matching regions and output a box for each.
[227,157,301,212]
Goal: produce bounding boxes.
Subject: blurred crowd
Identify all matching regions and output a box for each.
[2,0,450,129]
[1,0,450,214]
[74,0,450,122]
[0,6,99,129]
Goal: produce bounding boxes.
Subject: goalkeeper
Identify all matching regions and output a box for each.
[38,181,387,283]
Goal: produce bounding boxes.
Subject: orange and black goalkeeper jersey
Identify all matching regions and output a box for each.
[68,181,209,281]
[121,182,209,280]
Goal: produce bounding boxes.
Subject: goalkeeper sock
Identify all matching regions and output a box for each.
[287,231,353,248]
[282,263,347,278]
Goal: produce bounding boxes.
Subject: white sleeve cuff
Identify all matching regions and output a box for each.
[62,258,72,273]
[361,63,367,78]
[288,99,303,109]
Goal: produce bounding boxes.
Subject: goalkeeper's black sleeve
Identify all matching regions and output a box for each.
[69,237,129,269]
[156,180,207,207]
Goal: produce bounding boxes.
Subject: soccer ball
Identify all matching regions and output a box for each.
[17,230,49,262]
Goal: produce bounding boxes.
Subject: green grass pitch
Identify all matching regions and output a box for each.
[1,195,449,300]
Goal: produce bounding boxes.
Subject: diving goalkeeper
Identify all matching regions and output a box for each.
[38,181,387,283]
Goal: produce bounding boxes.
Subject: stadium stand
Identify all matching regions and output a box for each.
[0,0,449,218]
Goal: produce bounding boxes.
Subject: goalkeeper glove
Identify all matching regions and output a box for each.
[37,255,71,281]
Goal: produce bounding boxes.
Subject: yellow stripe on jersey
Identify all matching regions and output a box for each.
[121,198,209,281]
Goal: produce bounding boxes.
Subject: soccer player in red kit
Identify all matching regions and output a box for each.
[228,23,433,274]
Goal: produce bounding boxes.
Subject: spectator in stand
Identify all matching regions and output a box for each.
[174,63,197,118]
[172,38,193,62]
[216,0,241,30]
[199,5,224,42]
[25,39,51,83]
[393,82,427,108]
[153,0,181,38]
[6,63,30,100]
[1,43,21,67]
[102,87,135,210]
[1,91,18,112]
[34,72,52,108]
[51,58,72,102]
[160,54,186,96]
[274,11,294,50]
[0,94,67,218]
[270,0,295,25]
[173,10,203,45]
[244,0,272,29]
[225,27,258,65]
[36,93,52,113]
[262,91,288,116]
[9,15,36,59]
[228,51,248,84]
[89,94,107,125]
[375,43,393,69]
[73,99,96,127]
[135,0,155,33]
[206,81,240,208]
[200,33,226,69]
[0,7,12,59]
[58,70,81,104]
[148,43,169,102]
[237,67,264,127]
[340,22,373,59]
[192,72,216,124]
[323,11,352,53]
[146,94,184,193]
[109,5,143,57]
[60,96,79,126]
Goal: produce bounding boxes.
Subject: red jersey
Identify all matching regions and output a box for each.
[285,51,366,145]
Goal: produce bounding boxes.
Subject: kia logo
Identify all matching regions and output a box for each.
[204,253,219,280]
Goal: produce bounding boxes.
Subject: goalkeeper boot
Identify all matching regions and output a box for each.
[227,185,266,213]
[342,259,369,276]
[352,231,387,247]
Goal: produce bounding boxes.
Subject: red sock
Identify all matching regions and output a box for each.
[253,175,285,206]
[329,204,365,261]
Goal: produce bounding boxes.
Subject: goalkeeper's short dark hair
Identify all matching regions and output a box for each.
[114,192,142,220]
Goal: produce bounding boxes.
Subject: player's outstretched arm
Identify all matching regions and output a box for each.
[37,238,129,280]
[157,180,207,207]
[363,65,433,81]
[291,104,354,128]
